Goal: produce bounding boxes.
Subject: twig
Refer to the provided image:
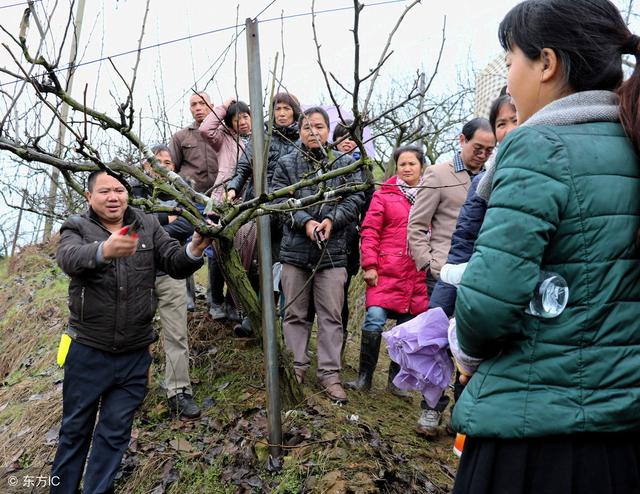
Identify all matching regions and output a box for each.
[422,16,447,96]
[123,0,151,131]
[311,0,347,125]
[361,0,422,116]
[329,72,353,96]
[0,0,56,132]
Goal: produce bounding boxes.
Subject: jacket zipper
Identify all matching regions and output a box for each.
[80,286,85,322]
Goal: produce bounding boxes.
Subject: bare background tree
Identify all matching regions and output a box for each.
[369,74,473,175]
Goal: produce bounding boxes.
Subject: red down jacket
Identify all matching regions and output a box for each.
[360,176,428,315]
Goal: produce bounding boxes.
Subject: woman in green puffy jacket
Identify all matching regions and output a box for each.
[452,1,640,492]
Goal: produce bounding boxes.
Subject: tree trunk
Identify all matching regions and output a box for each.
[214,236,303,408]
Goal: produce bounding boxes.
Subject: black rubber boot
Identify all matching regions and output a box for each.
[345,331,381,391]
[387,361,411,398]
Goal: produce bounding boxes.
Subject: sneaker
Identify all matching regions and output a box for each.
[416,409,441,437]
[208,303,226,320]
[225,303,242,322]
[387,382,412,399]
[167,392,201,420]
[186,291,196,312]
[233,317,253,338]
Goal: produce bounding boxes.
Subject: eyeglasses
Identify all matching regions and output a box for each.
[465,139,495,158]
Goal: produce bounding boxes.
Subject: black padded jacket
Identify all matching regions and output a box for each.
[57,206,203,353]
[227,122,300,200]
[270,146,365,271]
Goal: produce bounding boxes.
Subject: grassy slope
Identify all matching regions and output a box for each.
[0,241,458,493]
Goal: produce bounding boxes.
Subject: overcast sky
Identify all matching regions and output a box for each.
[1,0,524,133]
[2,0,634,137]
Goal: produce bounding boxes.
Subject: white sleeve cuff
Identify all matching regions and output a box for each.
[186,243,204,261]
[440,262,468,287]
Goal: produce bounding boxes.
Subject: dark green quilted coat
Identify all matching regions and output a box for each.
[453,122,640,438]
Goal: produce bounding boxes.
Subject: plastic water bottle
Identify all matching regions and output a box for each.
[525,271,569,318]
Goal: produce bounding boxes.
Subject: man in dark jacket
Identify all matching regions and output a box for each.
[271,107,365,403]
[51,170,209,494]
[407,117,494,437]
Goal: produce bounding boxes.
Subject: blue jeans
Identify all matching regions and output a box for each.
[51,341,151,494]
[362,306,413,333]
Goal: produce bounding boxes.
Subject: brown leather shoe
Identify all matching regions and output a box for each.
[294,367,306,384]
[319,375,348,403]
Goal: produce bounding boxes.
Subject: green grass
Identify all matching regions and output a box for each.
[169,455,235,494]
[0,400,27,425]
[31,274,68,302]
[0,257,7,278]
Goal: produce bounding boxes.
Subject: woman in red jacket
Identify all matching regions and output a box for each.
[347,145,429,394]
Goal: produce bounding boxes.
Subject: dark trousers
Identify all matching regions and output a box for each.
[454,433,640,494]
[185,275,196,306]
[51,341,151,494]
[426,270,437,298]
[206,254,226,306]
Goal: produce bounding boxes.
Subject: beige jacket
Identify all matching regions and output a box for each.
[407,159,471,279]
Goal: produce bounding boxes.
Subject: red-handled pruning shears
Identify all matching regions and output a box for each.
[118,219,140,238]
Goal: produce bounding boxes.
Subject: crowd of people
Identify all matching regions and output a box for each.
[48,0,640,492]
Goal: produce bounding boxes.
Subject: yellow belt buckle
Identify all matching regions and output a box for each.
[57,333,72,367]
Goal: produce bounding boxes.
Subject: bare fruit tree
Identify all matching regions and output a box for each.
[0,0,457,403]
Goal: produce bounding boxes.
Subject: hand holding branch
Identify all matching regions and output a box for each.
[188,230,212,258]
[315,218,333,241]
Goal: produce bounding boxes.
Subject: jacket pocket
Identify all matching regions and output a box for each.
[68,284,84,322]
[133,287,157,327]
[133,246,154,271]
[181,144,201,164]
[377,251,405,278]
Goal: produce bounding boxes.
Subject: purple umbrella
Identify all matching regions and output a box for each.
[382,308,454,408]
